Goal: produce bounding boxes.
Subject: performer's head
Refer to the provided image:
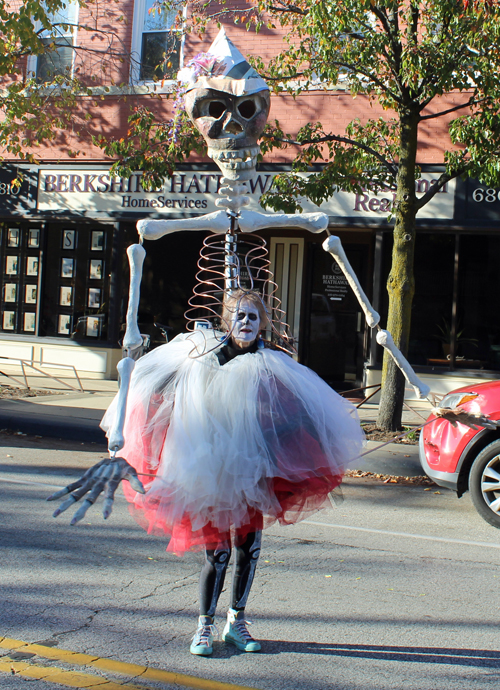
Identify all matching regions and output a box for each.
[222,289,269,349]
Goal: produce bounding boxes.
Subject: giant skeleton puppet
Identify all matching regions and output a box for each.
[48,30,444,656]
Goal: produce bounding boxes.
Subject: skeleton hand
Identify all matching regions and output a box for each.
[47,456,145,525]
[432,407,500,431]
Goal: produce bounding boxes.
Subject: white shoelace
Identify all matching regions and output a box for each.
[192,623,218,646]
[233,618,255,640]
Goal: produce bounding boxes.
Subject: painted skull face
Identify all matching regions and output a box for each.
[184,88,270,180]
[231,299,261,347]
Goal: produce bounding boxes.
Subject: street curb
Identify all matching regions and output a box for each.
[0,409,107,444]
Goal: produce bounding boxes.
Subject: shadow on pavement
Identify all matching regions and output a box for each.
[256,641,500,667]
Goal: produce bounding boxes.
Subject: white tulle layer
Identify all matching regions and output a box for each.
[101,332,365,549]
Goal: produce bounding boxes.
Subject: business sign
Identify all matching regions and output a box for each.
[37,169,271,214]
[37,168,455,221]
[463,178,500,221]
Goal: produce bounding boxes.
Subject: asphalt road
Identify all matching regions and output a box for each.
[2,432,500,690]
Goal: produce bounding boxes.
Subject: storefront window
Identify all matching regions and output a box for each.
[378,231,500,372]
[0,224,42,335]
[410,233,455,366]
[40,223,113,341]
[456,235,500,370]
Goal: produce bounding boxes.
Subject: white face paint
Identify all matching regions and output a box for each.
[231,299,261,348]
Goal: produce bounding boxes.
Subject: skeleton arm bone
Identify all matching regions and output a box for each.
[376,330,431,399]
[322,236,380,328]
[238,209,329,235]
[137,211,230,241]
[107,357,135,453]
[47,246,147,522]
[123,244,146,350]
[111,244,145,452]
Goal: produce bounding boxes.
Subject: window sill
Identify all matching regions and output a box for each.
[0,333,119,349]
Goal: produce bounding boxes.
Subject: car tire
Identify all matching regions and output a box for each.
[469,440,500,528]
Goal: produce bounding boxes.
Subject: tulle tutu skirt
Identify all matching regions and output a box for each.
[101,332,365,553]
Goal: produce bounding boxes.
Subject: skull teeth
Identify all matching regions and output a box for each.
[209,146,260,163]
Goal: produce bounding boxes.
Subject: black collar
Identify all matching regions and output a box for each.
[216,339,259,366]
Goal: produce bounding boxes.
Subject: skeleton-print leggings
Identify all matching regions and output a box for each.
[199,531,262,617]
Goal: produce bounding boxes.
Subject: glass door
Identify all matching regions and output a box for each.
[40,223,113,341]
[304,240,370,389]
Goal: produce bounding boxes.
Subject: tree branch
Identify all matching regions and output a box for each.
[410,3,420,41]
[415,168,465,210]
[265,132,398,178]
[420,96,479,120]
[363,5,403,99]
[268,4,308,15]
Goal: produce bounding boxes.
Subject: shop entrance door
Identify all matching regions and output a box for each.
[269,238,304,351]
[304,241,370,390]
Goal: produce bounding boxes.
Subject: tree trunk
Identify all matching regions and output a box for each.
[377,110,419,431]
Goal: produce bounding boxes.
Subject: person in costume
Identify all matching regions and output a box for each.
[48,288,364,656]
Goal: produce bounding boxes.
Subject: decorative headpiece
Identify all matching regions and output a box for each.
[178,28,269,97]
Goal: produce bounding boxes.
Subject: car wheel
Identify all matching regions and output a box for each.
[469,440,500,528]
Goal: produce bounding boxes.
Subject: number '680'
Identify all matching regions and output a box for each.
[473,188,500,202]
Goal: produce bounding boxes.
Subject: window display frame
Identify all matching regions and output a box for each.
[7,228,20,247]
[61,257,74,278]
[6,255,19,275]
[25,285,37,304]
[26,256,39,276]
[23,312,36,332]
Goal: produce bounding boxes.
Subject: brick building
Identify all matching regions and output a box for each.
[1,1,499,395]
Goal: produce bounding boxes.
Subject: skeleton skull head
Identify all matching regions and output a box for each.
[184,87,270,181]
[180,29,270,181]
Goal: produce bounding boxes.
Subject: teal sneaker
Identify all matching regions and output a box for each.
[222,609,261,652]
[190,615,217,656]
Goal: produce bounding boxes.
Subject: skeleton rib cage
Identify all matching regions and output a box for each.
[184,228,296,355]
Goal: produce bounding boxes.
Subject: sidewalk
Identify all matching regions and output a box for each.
[0,372,117,444]
[0,373,431,477]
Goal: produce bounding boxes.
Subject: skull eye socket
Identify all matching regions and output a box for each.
[237,99,257,119]
[208,101,226,119]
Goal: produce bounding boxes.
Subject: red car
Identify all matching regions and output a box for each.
[419,380,500,528]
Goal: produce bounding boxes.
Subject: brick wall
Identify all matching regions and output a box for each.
[1,1,468,167]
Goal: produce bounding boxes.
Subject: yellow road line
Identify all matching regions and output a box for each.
[0,637,262,690]
[0,657,131,688]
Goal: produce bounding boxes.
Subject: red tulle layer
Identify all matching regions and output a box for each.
[123,469,342,554]
[119,398,346,554]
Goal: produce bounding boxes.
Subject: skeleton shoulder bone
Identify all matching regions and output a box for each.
[136,209,329,240]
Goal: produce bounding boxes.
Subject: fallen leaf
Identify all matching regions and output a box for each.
[434,491,441,494]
